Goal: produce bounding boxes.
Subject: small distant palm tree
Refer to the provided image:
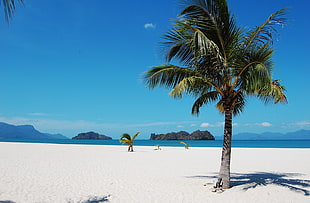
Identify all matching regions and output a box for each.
[120,132,140,152]
[154,145,162,150]
[1,0,24,22]
[180,141,190,149]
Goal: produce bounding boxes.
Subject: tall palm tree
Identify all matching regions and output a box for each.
[120,132,140,152]
[144,0,288,189]
[1,0,24,22]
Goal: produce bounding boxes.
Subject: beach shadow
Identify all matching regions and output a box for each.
[231,172,310,196]
[0,201,16,203]
[68,195,110,203]
[188,172,310,196]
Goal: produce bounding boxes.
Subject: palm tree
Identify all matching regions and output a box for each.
[180,141,190,149]
[154,145,162,150]
[1,0,24,22]
[119,132,140,152]
[144,0,288,189]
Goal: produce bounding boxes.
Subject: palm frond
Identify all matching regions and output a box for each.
[119,139,131,145]
[232,91,246,115]
[132,132,140,141]
[180,0,230,31]
[180,141,190,149]
[120,133,132,145]
[192,27,224,63]
[164,20,195,64]
[1,0,24,22]
[192,91,220,115]
[233,43,274,94]
[233,43,273,77]
[180,0,239,61]
[258,79,287,104]
[169,76,213,99]
[242,8,289,51]
[144,65,198,89]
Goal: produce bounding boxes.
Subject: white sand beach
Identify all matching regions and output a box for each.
[0,142,309,203]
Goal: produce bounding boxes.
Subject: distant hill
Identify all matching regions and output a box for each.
[0,122,68,139]
[215,129,310,140]
[72,131,112,140]
[150,130,215,140]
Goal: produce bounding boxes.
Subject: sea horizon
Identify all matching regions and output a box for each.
[1,138,310,149]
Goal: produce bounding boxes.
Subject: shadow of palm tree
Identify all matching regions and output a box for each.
[68,195,110,203]
[0,201,16,203]
[231,172,310,195]
[188,172,310,196]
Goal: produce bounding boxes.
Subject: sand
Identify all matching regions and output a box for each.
[0,142,309,203]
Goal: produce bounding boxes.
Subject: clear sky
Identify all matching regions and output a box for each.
[0,0,309,139]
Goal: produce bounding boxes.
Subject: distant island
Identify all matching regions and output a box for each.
[0,122,68,140]
[150,130,215,140]
[72,131,112,140]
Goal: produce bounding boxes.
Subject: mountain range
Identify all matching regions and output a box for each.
[0,122,68,140]
[0,121,309,140]
[215,129,310,140]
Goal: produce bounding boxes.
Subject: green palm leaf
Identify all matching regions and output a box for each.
[258,79,287,104]
[242,8,289,51]
[119,132,140,152]
[169,75,213,99]
[1,0,24,22]
[144,65,197,89]
[180,141,190,149]
[192,91,220,115]
[119,133,132,145]
[131,132,140,141]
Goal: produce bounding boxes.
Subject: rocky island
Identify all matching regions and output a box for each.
[150,130,215,140]
[72,131,112,140]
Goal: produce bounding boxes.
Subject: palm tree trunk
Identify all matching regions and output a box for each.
[216,109,233,189]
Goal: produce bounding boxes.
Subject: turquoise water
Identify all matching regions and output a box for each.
[0,139,310,148]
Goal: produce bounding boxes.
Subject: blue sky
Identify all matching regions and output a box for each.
[0,0,309,139]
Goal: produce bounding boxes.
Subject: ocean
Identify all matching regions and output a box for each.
[0,139,310,148]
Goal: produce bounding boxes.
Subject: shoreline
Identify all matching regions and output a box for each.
[2,141,310,149]
[0,142,309,202]
[1,138,310,149]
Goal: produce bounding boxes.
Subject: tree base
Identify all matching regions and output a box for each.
[214,177,222,188]
[211,187,224,193]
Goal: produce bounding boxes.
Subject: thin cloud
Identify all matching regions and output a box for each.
[200,122,211,127]
[28,113,48,116]
[0,117,195,130]
[200,122,238,128]
[261,122,272,127]
[295,120,310,127]
[244,122,272,127]
[282,120,310,129]
[144,23,156,29]
[200,122,224,127]
[0,117,120,131]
